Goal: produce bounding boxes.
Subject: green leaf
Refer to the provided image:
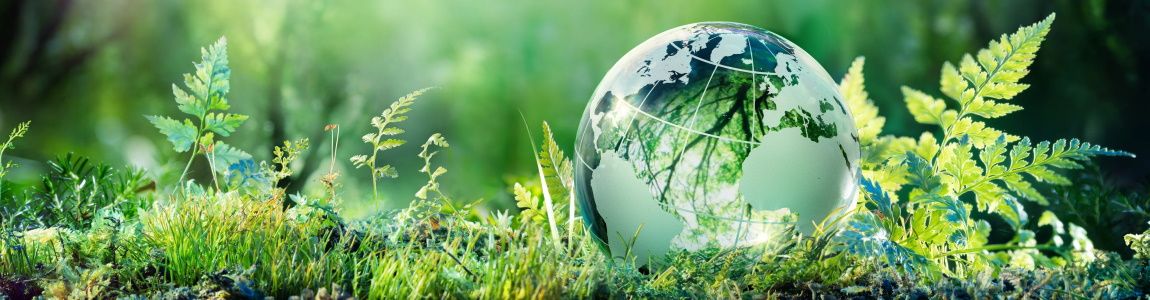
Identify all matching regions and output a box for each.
[379,127,405,136]
[376,139,406,151]
[1000,173,1046,205]
[203,113,249,137]
[970,181,1006,213]
[996,196,1027,229]
[905,152,941,195]
[978,135,1009,177]
[1007,137,1033,170]
[949,118,1017,149]
[375,165,398,178]
[965,97,1023,119]
[538,121,574,206]
[207,142,251,174]
[146,115,197,152]
[902,87,948,125]
[936,138,980,194]
[181,37,232,113]
[1023,165,1071,185]
[839,57,885,145]
[172,84,205,117]
[860,177,895,220]
[1037,211,1065,236]
[837,213,933,275]
[939,63,966,101]
[349,155,370,169]
[513,182,543,225]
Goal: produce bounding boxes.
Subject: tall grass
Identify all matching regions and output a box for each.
[140,192,372,297]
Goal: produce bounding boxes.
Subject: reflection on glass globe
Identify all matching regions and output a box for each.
[574,22,861,266]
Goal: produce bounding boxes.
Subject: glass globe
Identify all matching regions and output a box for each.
[573,22,860,265]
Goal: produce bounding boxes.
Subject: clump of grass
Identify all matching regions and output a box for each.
[139,192,371,297]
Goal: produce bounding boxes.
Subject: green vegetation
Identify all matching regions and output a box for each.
[840,14,1134,280]
[0,13,1147,299]
[351,88,430,201]
[146,38,251,189]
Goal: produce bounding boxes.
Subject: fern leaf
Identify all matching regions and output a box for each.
[1001,173,1046,205]
[146,115,197,152]
[183,38,232,110]
[538,121,574,204]
[376,139,406,151]
[939,140,982,194]
[902,87,948,125]
[375,165,398,178]
[964,97,1023,119]
[860,177,895,220]
[350,155,370,168]
[172,84,205,117]
[513,182,544,225]
[207,142,251,174]
[905,152,942,195]
[203,113,248,137]
[379,127,405,136]
[838,212,932,274]
[948,14,1053,110]
[949,118,1017,149]
[839,57,885,145]
[978,135,1009,177]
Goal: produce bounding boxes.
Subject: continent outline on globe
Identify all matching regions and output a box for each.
[574,22,861,266]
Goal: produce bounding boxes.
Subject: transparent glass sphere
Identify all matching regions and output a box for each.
[574,22,860,265]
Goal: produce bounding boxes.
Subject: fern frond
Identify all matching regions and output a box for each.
[902,87,949,126]
[0,121,31,195]
[146,116,198,153]
[513,182,545,225]
[149,37,249,187]
[960,136,1133,205]
[352,88,433,200]
[415,133,449,200]
[846,13,1136,280]
[836,212,933,275]
[206,142,252,174]
[182,37,233,116]
[904,14,1054,152]
[538,122,574,207]
[839,57,885,145]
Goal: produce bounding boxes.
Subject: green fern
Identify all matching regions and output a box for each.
[0,120,30,178]
[839,58,883,147]
[513,182,546,226]
[270,138,309,183]
[0,121,31,198]
[537,122,578,241]
[509,121,578,252]
[414,133,449,201]
[351,88,431,200]
[840,13,1134,279]
[146,37,251,188]
[1126,222,1150,260]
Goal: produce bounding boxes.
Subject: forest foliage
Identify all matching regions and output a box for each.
[0,12,1146,299]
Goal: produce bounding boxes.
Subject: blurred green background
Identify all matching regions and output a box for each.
[1,0,1147,217]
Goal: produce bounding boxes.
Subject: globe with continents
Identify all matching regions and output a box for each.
[574,22,860,266]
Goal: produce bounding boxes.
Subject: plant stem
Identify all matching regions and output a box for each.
[208,148,221,192]
[178,147,198,186]
[371,170,378,201]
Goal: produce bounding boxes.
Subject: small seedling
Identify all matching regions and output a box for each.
[0,121,30,199]
[351,87,432,200]
[146,37,251,189]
